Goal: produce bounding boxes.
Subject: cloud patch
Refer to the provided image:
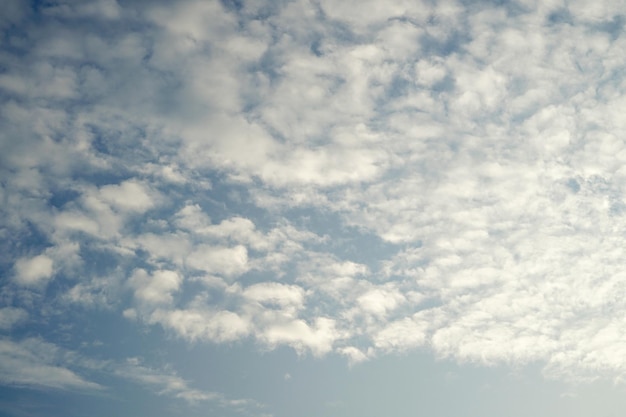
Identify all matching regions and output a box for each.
[13,254,54,287]
[0,308,28,330]
[0,338,101,390]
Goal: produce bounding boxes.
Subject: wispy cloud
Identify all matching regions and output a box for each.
[116,358,263,410]
[0,336,265,414]
[0,338,102,391]
[0,308,27,330]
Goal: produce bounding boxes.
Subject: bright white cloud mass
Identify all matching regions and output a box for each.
[3,0,626,416]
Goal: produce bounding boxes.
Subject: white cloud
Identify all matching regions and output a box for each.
[356,287,405,318]
[0,336,263,414]
[186,244,249,278]
[127,232,192,266]
[54,211,102,237]
[318,0,426,29]
[0,338,101,390]
[98,180,157,213]
[415,57,447,86]
[6,0,626,389]
[150,308,251,343]
[243,282,305,308]
[129,269,182,306]
[14,254,54,287]
[338,346,371,365]
[193,215,271,251]
[260,317,339,357]
[174,204,211,231]
[116,359,219,403]
[373,314,430,352]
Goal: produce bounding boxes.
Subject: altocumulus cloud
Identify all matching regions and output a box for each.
[3,0,626,411]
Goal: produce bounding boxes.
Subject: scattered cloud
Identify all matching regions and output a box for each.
[13,255,54,287]
[98,180,157,213]
[3,0,626,403]
[129,269,182,306]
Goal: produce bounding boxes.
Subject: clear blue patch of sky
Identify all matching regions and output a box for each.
[170,341,626,417]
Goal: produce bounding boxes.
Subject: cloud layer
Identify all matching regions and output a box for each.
[3,0,626,398]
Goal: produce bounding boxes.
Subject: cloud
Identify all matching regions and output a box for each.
[98,180,157,213]
[0,338,101,390]
[13,254,54,287]
[0,331,267,415]
[5,0,626,389]
[0,308,28,330]
[356,287,405,318]
[243,282,305,308]
[148,308,252,343]
[129,269,182,306]
[259,317,339,357]
[115,358,267,413]
[116,358,219,403]
[0,336,264,415]
[186,244,249,277]
[373,315,429,352]
[338,346,371,365]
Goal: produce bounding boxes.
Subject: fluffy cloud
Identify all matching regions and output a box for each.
[356,287,405,318]
[149,308,251,343]
[259,317,339,357]
[243,282,305,308]
[129,269,182,306]
[186,245,249,277]
[13,254,54,287]
[98,180,157,213]
[4,0,626,391]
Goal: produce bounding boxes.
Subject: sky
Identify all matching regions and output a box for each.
[2,0,626,416]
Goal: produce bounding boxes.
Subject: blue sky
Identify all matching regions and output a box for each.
[2,0,626,415]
